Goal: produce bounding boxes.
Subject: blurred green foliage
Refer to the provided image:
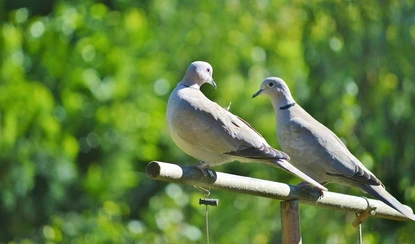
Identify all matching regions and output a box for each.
[1,0,415,243]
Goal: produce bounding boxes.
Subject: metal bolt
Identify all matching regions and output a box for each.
[199,198,219,206]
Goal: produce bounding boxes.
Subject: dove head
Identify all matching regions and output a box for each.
[181,61,216,89]
[252,77,296,109]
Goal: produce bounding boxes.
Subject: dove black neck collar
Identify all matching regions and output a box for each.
[279,102,296,110]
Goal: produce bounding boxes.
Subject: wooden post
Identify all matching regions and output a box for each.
[281,200,302,244]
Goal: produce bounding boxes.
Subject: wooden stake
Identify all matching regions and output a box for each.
[281,200,302,244]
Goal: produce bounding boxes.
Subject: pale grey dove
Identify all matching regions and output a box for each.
[253,77,415,221]
[166,61,327,191]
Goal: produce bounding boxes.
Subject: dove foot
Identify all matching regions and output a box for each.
[296,181,326,198]
[193,161,216,178]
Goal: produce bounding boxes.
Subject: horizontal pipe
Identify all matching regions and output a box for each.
[146,161,414,221]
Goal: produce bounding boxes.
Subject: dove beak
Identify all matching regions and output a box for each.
[252,89,263,98]
[209,79,217,89]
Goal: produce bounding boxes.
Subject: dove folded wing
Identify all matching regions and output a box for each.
[280,116,381,186]
[171,89,286,161]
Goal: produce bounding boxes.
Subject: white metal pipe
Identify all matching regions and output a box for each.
[146,161,414,221]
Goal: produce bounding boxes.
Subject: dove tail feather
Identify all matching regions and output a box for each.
[268,159,327,192]
[359,184,415,221]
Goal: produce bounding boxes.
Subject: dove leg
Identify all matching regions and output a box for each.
[193,161,216,178]
[296,181,327,197]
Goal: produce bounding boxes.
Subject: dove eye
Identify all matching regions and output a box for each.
[206,68,211,72]
[268,82,274,87]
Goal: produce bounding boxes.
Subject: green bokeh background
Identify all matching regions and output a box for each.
[1,0,415,243]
